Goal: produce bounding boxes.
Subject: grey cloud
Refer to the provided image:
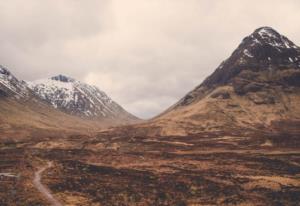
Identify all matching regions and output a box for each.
[1,0,300,118]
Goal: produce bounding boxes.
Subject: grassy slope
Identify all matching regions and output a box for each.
[0,97,127,139]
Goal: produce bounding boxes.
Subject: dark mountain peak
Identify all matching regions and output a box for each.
[238,26,299,61]
[253,26,281,38]
[251,26,297,48]
[175,27,300,107]
[201,27,300,87]
[245,26,297,49]
[51,74,75,83]
[255,26,277,32]
[247,26,285,48]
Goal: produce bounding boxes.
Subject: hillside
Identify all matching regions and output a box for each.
[0,67,138,139]
[153,27,300,136]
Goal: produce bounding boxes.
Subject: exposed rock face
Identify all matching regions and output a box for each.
[28,75,137,120]
[156,27,300,135]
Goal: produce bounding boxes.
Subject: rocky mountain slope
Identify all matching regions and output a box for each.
[153,27,300,136]
[0,68,138,138]
[27,75,136,121]
[0,65,30,99]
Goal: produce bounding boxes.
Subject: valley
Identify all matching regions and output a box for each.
[1,122,299,205]
[1,26,300,205]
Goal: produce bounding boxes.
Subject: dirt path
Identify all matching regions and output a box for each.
[33,162,62,206]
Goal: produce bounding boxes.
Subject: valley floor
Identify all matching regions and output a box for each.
[0,124,300,206]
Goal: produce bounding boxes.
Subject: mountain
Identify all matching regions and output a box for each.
[0,65,30,98]
[0,68,138,138]
[27,75,137,121]
[154,27,300,136]
[2,27,300,206]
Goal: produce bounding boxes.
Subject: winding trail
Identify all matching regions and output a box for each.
[33,162,63,206]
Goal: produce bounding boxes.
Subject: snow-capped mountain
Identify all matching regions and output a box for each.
[173,26,300,106]
[155,27,300,135]
[0,67,137,136]
[0,65,30,99]
[202,27,300,87]
[239,27,300,65]
[28,75,136,119]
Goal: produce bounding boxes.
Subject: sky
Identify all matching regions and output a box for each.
[0,0,300,119]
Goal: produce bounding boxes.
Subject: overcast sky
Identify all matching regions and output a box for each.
[1,0,300,119]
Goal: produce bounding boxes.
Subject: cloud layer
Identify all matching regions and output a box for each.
[1,0,300,118]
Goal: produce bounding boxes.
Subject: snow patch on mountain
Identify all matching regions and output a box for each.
[0,65,29,98]
[232,27,300,66]
[243,49,253,58]
[255,27,297,49]
[27,75,130,118]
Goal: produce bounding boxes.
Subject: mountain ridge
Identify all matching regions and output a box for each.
[27,74,137,120]
[169,27,300,108]
[0,65,30,99]
[0,67,138,137]
[153,26,300,136]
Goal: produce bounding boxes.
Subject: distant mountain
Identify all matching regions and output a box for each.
[0,68,138,138]
[155,27,300,136]
[27,75,136,121]
[0,65,30,98]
